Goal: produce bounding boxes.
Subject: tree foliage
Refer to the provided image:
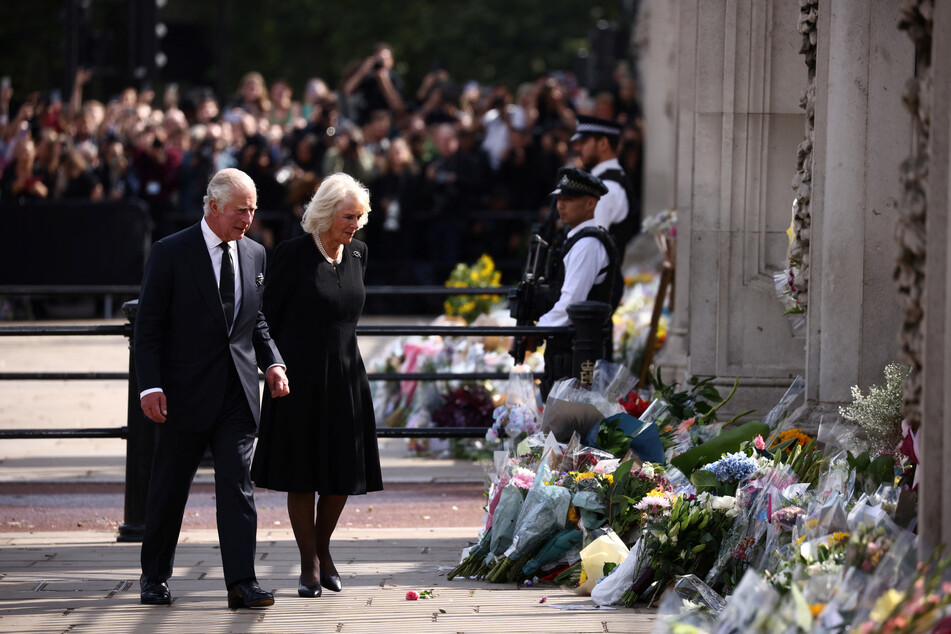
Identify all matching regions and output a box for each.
[1,0,627,100]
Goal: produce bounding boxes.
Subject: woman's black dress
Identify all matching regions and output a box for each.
[251,234,383,495]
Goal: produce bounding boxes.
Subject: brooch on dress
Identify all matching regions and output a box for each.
[352,250,362,258]
[255,273,264,286]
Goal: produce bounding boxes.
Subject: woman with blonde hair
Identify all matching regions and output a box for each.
[252,172,382,598]
[235,71,271,118]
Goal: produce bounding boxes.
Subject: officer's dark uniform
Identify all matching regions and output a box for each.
[535,168,620,398]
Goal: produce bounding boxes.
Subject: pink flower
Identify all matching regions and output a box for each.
[676,417,696,433]
[754,435,766,450]
[512,467,536,490]
[406,590,419,600]
[539,596,548,603]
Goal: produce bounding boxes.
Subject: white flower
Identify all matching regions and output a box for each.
[641,463,655,478]
[711,495,737,513]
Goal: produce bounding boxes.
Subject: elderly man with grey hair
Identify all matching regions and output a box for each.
[135,167,290,609]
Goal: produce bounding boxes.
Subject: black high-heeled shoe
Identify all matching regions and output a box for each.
[320,570,342,593]
[298,575,322,598]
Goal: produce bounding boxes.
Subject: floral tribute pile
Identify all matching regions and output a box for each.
[446,362,947,633]
[367,254,665,457]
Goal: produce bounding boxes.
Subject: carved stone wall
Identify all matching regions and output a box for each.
[788,0,818,311]
[895,0,932,431]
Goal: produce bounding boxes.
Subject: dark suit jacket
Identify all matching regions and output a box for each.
[134,222,283,431]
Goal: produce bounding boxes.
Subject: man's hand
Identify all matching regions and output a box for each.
[266,366,290,397]
[141,392,167,423]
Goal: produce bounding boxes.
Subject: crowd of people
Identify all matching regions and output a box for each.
[0,43,644,285]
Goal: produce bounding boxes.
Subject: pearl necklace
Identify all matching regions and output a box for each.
[313,233,342,265]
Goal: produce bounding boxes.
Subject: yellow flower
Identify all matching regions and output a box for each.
[808,603,825,618]
[602,474,614,485]
[868,589,904,622]
[829,532,850,545]
[796,536,806,547]
[646,487,666,498]
[567,506,579,524]
[575,472,595,481]
[774,428,813,448]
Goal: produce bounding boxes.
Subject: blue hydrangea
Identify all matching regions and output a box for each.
[701,452,758,483]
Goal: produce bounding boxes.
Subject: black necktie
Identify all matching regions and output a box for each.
[219,242,235,329]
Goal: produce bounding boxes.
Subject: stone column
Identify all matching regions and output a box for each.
[802,0,911,424]
[635,0,689,381]
[913,0,951,550]
[643,0,809,415]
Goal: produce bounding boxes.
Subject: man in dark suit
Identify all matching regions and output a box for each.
[135,167,290,609]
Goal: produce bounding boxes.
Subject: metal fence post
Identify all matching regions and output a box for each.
[567,301,612,389]
[117,299,152,543]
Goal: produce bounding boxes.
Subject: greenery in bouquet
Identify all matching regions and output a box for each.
[764,429,825,487]
[443,254,504,324]
[605,462,671,539]
[838,363,910,454]
[846,450,899,497]
[649,369,726,422]
[623,491,740,606]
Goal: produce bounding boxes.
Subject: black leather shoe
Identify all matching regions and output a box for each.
[320,570,342,593]
[298,575,322,598]
[140,576,171,605]
[227,580,274,609]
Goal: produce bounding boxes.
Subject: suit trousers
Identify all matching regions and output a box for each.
[140,361,259,588]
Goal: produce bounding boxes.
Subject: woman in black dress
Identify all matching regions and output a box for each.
[252,172,382,598]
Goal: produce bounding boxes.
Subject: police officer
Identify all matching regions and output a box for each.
[524,167,620,398]
[571,114,640,262]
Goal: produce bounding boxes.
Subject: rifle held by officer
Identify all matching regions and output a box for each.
[508,234,549,364]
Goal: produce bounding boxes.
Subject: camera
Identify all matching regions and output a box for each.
[372,59,384,71]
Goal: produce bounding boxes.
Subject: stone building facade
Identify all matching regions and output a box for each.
[636,0,949,547]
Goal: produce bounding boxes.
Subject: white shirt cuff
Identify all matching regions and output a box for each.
[140,387,164,399]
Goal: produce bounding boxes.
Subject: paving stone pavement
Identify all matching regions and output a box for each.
[0,528,657,633]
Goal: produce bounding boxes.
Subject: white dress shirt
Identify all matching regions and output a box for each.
[200,216,242,326]
[591,158,628,228]
[536,219,610,328]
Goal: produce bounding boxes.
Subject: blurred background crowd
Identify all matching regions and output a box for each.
[1,42,643,291]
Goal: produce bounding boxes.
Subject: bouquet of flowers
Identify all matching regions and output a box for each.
[486,403,539,443]
[431,384,495,428]
[623,491,740,606]
[612,271,667,374]
[443,254,504,324]
[839,363,910,454]
[485,460,572,582]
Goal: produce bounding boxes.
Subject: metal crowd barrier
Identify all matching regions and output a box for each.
[0,289,613,542]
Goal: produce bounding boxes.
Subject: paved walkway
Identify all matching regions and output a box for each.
[0,528,657,633]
